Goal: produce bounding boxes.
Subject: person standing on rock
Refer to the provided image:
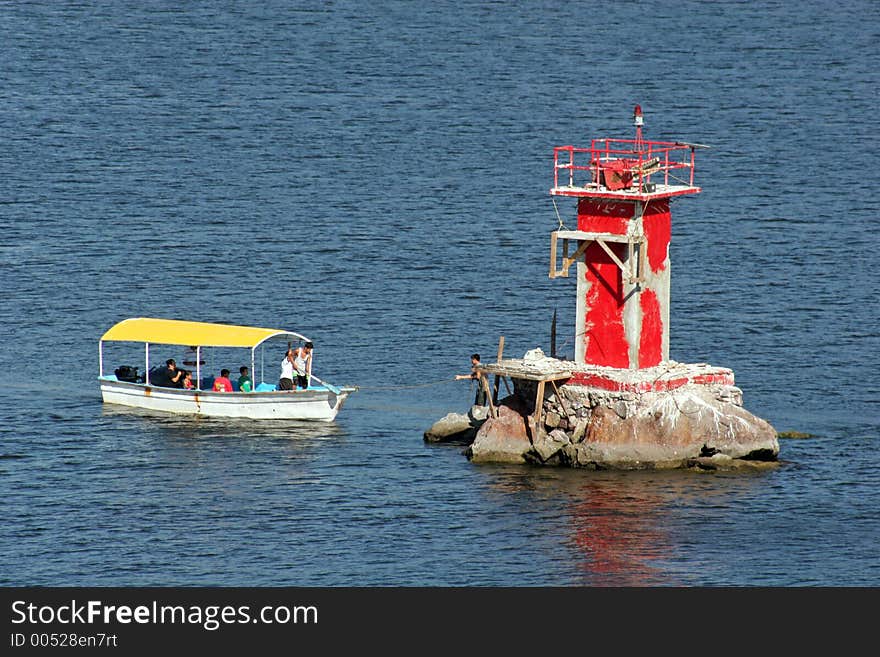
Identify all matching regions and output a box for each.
[456,353,487,406]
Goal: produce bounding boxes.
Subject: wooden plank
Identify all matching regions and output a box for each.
[479,364,573,382]
[481,374,497,418]
[533,380,546,429]
[493,336,505,404]
[561,238,569,277]
[596,238,628,273]
[555,230,630,242]
[550,234,573,279]
[549,379,570,423]
[561,239,590,273]
[552,229,637,280]
[637,237,646,282]
[627,238,635,284]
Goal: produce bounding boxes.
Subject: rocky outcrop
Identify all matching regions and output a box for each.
[423,406,489,443]
[465,404,531,463]
[463,381,778,470]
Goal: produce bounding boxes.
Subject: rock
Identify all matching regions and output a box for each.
[581,389,778,463]
[777,430,813,439]
[573,441,690,470]
[424,404,492,444]
[523,347,546,361]
[533,428,570,462]
[571,417,589,443]
[469,405,490,422]
[466,405,532,464]
[687,455,780,472]
[587,388,779,458]
[424,412,477,443]
[464,382,778,470]
[716,386,744,405]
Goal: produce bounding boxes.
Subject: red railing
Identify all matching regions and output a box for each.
[553,138,698,192]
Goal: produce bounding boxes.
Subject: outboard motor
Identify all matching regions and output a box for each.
[114,365,140,383]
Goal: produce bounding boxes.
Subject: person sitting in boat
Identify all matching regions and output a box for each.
[182,370,194,390]
[279,349,295,391]
[292,342,313,390]
[151,358,185,388]
[212,369,233,392]
[238,366,253,393]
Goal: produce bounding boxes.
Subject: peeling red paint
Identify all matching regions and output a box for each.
[638,288,662,367]
[691,373,736,386]
[642,200,671,273]
[568,367,734,392]
[584,242,629,368]
[577,199,631,234]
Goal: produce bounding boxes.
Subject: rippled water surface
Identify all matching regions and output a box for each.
[1,0,878,586]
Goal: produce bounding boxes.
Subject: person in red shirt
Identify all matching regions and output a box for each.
[213,369,233,392]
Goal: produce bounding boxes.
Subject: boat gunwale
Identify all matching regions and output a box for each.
[98,377,356,398]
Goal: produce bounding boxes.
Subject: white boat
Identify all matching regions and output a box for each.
[98,317,356,421]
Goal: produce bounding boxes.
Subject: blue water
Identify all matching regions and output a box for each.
[1,0,878,586]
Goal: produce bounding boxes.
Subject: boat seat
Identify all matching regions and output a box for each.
[255,382,277,392]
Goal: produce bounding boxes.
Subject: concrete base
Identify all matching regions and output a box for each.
[465,358,778,470]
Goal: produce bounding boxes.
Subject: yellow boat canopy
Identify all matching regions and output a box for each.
[100,318,309,349]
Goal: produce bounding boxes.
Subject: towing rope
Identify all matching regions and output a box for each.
[355,377,460,392]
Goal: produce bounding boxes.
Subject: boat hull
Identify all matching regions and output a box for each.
[99,379,353,421]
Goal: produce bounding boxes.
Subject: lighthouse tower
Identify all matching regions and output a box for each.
[549,105,702,369]
[461,105,778,468]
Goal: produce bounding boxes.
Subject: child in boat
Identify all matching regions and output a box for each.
[238,366,253,393]
[182,370,194,390]
[212,369,233,392]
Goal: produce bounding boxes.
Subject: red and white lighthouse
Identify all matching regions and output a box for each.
[550,106,703,370]
[464,106,778,467]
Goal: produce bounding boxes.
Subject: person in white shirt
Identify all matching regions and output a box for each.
[292,342,313,389]
[279,349,295,391]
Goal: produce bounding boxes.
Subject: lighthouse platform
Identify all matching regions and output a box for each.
[451,350,779,471]
[550,181,701,202]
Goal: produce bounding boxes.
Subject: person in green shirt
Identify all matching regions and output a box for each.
[238,365,253,393]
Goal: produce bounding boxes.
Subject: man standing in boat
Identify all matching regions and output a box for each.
[292,342,313,390]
